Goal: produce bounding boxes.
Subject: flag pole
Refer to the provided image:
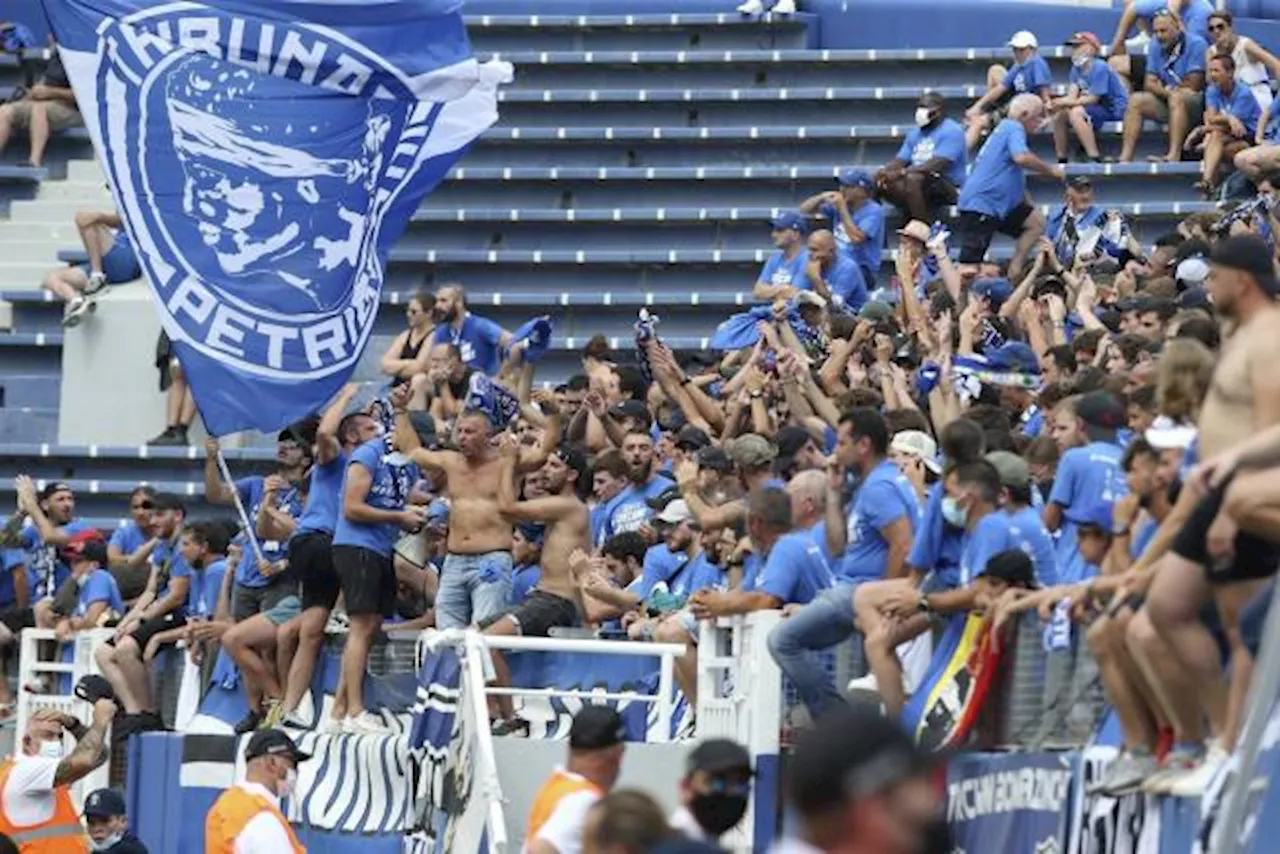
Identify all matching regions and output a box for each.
[214,448,267,567]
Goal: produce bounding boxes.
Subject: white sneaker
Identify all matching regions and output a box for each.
[85,271,107,296]
[1123,32,1151,54]
[736,0,765,14]
[343,711,389,735]
[771,0,797,13]
[61,296,90,328]
[847,673,879,694]
[1165,742,1229,798]
[319,716,345,734]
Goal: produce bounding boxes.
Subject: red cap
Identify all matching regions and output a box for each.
[1065,31,1102,50]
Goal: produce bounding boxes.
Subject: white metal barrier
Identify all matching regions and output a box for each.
[15,628,114,807]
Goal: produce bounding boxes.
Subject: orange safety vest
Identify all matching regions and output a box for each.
[525,768,602,842]
[0,759,90,854]
[205,784,307,854]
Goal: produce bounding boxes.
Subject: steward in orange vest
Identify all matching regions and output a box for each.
[0,698,117,853]
[205,728,309,854]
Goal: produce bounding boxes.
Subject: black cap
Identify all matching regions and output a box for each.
[675,425,712,452]
[789,705,935,816]
[83,788,127,819]
[977,549,1038,589]
[150,492,186,513]
[37,481,72,502]
[1075,391,1125,441]
[775,425,813,460]
[611,399,651,423]
[1066,174,1093,190]
[244,728,311,763]
[569,706,627,750]
[1212,234,1280,296]
[686,738,753,777]
[696,446,734,473]
[645,485,683,511]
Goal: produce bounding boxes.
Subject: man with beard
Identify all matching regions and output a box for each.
[394,389,561,631]
[1117,9,1209,164]
[605,430,675,535]
[485,438,590,735]
[1139,234,1280,795]
[675,434,778,532]
[430,284,513,376]
[875,91,967,223]
[803,229,867,315]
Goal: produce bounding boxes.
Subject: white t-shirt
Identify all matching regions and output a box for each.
[231,781,297,854]
[525,787,599,854]
[2,755,60,827]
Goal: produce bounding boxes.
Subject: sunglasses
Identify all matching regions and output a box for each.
[132,501,154,511]
[1209,23,1227,32]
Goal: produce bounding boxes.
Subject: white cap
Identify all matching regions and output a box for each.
[890,430,942,474]
[795,290,827,309]
[1008,30,1039,49]
[1176,256,1210,285]
[1145,416,1198,451]
[657,499,694,525]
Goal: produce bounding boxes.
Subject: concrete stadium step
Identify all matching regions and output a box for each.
[27,181,114,203]
[0,374,60,409]
[0,261,54,289]
[0,443,275,484]
[0,221,86,243]
[0,240,67,266]
[466,13,813,52]
[0,332,62,373]
[0,407,58,444]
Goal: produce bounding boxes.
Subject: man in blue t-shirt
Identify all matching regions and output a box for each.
[1052,32,1129,164]
[751,211,810,302]
[956,94,1065,281]
[768,409,917,720]
[966,30,1053,151]
[876,91,968,222]
[803,229,867,315]
[431,284,513,376]
[800,169,884,287]
[95,492,191,738]
[55,534,125,639]
[1194,54,1263,195]
[605,430,676,536]
[1108,0,1214,65]
[1118,10,1208,164]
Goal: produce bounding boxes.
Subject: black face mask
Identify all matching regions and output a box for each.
[690,792,749,837]
[917,816,953,854]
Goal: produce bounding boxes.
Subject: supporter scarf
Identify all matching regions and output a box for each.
[465,373,521,428]
[510,315,553,364]
[951,354,1042,404]
[634,308,660,385]
[709,301,827,357]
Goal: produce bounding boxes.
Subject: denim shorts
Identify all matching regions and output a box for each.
[436,550,513,629]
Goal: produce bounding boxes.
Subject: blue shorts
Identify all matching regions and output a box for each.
[80,239,141,284]
[1083,103,1122,128]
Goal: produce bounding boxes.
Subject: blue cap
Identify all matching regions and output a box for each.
[770,211,809,233]
[425,499,450,525]
[516,522,545,545]
[836,167,875,190]
[84,788,127,818]
[971,277,1014,308]
[987,341,1041,375]
[1077,501,1114,533]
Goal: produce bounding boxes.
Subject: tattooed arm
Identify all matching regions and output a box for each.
[52,699,116,786]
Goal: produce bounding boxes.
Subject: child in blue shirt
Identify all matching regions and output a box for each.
[1194,53,1264,196]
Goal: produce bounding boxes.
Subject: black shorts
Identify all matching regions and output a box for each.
[290,532,340,612]
[1130,55,1148,93]
[480,589,580,637]
[1172,482,1280,584]
[956,204,1036,264]
[333,545,396,617]
[230,578,298,623]
[129,612,185,651]
[0,607,32,635]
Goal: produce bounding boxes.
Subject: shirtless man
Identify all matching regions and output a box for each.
[1140,234,1280,796]
[483,435,591,734]
[393,387,560,629]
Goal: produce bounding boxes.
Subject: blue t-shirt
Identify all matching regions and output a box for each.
[332,440,421,558]
[1070,59,1129,120]
[823,200,885,272]
[1006,505,1059,588]
[825,254,868,313]
[108,521,149,559]
[959,511,1015,587]
[1146,33,1209,89]
[434,313,506,376]
[296,450,349,536]
[149,537,192,616]
[670,553,723,600]
[751,527,834,606]
[758,249,808,294]
[839,460,921,582]
[635,544,687,599]
[908,482,966,589]
[896,118,967,187]
[232,476,303,588]
[1131,516,1159,561]
[603,475,674,537]
[187,558,227,619]
[958,119,1031,220]
[75,569,125,621]
[1208,82,1263,137]
[1002,54,1053,96]
[1049,440,1126,568]
[1134,0,1213,40]
[21,520,92,600]
[512,563,542,603]
[1265,108,1280,143]
[0,549,26,608]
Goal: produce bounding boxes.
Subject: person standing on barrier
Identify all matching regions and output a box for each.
[205,729,308,854]
[82,789,146,853]
[0,699,116,853]
[525,706,627,854]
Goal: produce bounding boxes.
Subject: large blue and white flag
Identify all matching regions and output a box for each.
[44,0,511,436]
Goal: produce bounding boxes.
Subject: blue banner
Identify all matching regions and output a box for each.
[945,751,1074,854]
[44,0,511,435]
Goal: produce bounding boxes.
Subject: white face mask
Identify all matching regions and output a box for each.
[1071,53,1090,68]
[38,739,64,760]
[914,107,933,128]
[278,768,298,799]
[91,833,123,852]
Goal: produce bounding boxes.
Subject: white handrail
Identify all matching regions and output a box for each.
[476,635,686,657]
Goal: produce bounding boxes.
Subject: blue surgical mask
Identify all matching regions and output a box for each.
[941,496,967,528]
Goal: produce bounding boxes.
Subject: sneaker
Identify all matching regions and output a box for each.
[1091,750,1159,796]
[1141,747,1202,794]
[84,271,108,296]
[343,711,389,734]
[61,297,90,328]
[736,0,764,13]
[320,716,345,735]
[490,717,530,737]
[1165,742,1229,798]
[846,674,879,694]
[771,0,797,13]
[280,711,309,730]
[233,709,263,735]
[147,426,186,447]
[140,710,166,732]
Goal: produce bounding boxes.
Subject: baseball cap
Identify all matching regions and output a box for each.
[1175,256,1210,287]
[1077,500,1115,533]
[770,211,809,234]
[569,705,627,750]
[1211,234,1280,295]
[244,728,311,763]
[1064,31,1101,50]
[37,481,72,502]
[83,788,127,819]
[151,492,186,513]
[611,399,651,423]
[890,430,942,475]
[977,549,1038,589]
[836,168,875,190]
[987,341,1041,375]
[685,738,753,777]
[425,498,451,528]
[1008,30,1038,49]
[858,300,896,322]
[971,277,1014,309]
[657,499,695,525]
[1145,416,1198,451]
[897,220,931,243]
[1176,286,1212,311]
[794,290,827,309]
[1075,391,1126,440]
[789,704,935,815]
[675,425,712,452]
[696,446,734,473]
[1066,174,1093,191]
[725,434,777,468]
[515,522,545,546]
[776,425,815,460]
[63,530,107,566]
[646,485,683,512]
[985,450,1031,489]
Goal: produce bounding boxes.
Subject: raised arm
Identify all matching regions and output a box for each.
[202,438,236,506]
[52,701,115,786]
[315,383,359,465]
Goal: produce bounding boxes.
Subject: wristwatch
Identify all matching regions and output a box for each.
[749,389,764,399]
[917,594,932,614]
